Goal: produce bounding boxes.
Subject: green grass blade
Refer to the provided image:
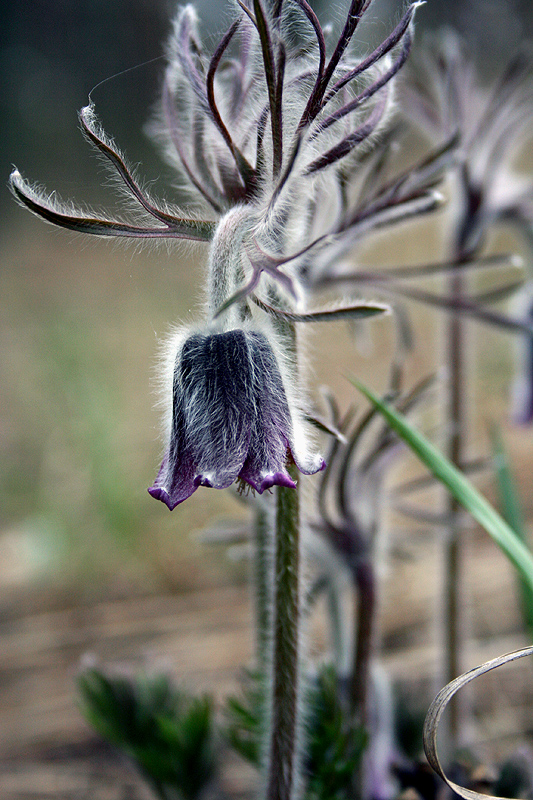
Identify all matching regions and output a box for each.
[491,426,533,639]
[350,378,533,593]
[491,425,526,539]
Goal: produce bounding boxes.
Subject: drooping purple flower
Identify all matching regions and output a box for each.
[149,328,325,509]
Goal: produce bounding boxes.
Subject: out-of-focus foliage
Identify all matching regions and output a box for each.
[225,666,367,800]
[78,667,216,800]
[304,667,368,800]
[492,426,533,640]
[225,670,264,769]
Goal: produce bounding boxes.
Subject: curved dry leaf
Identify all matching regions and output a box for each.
[423,645,533,800]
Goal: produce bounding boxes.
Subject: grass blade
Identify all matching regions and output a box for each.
[350,378,533,593]
[491,425,533,639]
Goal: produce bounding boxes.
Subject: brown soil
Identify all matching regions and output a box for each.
[2,528,533,799]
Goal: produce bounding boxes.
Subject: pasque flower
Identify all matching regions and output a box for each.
[9,0,419,510]
[149,327,325,510]
[8,4,446,798]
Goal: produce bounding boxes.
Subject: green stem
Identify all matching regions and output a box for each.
[266,463,302,800]
[254,503,273,670]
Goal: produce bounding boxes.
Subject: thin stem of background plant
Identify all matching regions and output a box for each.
[351,559,376,725]
[403,39,533,744]
[443,254,468,742]
[442,176,490,741]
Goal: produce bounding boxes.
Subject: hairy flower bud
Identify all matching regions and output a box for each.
[149,328,324,509]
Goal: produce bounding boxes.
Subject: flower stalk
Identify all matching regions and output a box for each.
[402,34,533,747]
[268,461,302,800]
[254,502,273,672]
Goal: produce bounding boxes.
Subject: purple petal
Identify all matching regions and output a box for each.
[148,453,199,510]
[239,465,297,493]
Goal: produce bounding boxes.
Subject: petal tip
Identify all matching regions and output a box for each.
[291,452,327,476]
[148,485,186,511]
[255,471,298,493]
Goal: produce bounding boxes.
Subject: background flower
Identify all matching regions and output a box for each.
[403,29,533,257]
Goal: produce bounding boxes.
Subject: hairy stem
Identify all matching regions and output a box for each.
[254,503,273,670]
[266,461,302,800]
[207,206,254,322]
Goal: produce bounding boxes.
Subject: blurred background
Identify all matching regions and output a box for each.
[3,0,533,588]
[2,0,533,797]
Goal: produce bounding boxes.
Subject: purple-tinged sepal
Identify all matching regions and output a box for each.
[149,328,324,509]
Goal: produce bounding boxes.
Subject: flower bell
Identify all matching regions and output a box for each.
[148,328,325,509]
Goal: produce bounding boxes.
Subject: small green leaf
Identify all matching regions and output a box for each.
[350,378,533,593]
[491,426,533,640]
[305,665,367,800]
[225,671,264,767]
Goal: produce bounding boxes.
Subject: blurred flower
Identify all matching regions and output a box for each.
[149,327,324,509]
[403,32,533,425]
[403,30,533,258]
[314,377,433,574]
